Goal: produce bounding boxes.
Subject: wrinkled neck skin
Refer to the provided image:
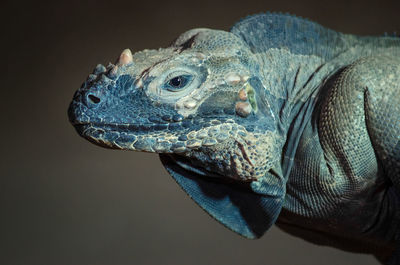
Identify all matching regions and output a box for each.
[243,49,324,182]
[252,49,333,180]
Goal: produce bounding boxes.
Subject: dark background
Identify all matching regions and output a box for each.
[2,0,399,264]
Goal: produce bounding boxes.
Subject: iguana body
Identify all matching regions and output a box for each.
[68,13,400,264]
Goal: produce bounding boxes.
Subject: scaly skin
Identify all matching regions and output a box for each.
[68,13,400,264]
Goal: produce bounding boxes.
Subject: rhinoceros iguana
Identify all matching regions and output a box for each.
[68,13,400,264]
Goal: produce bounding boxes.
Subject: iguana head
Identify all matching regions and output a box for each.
[69,28,283,181]
[69,28,285,238]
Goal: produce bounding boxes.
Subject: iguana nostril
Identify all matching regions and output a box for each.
[88,94,101,104]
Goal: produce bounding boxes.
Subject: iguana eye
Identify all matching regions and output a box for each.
[164,75,193,91]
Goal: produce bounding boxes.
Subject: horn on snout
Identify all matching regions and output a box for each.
[118,48,133,66]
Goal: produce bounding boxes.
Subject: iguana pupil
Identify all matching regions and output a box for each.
[170,76,182,86]
[168,76,186,90]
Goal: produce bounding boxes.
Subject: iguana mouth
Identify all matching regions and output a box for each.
[73,123,160,150]
[72,117,244,154]
[73,122,171,133]
[73,122,192,150]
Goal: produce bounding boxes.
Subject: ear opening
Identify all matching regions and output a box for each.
[159,154,284,239]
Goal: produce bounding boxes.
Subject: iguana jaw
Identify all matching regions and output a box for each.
[70,116,245,153]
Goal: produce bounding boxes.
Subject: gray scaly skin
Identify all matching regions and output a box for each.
[68,13,400,264]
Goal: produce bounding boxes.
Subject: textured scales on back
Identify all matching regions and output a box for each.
[231,12,348,58]
[68,13,400,264]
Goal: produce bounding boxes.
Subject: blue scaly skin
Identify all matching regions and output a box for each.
[68,13,400,264]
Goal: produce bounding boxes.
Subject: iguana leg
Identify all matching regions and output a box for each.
[320,53,400,191]
[325,54,400,187]
[361,56,400,189]
[361,55,400,265]
[318,53,400,263]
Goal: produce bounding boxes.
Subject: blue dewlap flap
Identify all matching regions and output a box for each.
[159,154,284,239]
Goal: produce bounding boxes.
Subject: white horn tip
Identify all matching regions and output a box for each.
[118,48,133,65]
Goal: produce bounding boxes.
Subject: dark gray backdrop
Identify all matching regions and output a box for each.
[2,0,399,264]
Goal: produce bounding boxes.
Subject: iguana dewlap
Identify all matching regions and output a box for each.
[68,13,400,264]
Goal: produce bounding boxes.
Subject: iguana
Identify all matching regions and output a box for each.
[68,13,400,264]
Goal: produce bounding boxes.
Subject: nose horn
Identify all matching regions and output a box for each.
[118,48,133,66]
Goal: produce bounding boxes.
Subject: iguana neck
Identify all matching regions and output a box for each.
[251,50,328,178]
[251,46,375,179]
[252,38,400,179]
[254,49,325,130]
